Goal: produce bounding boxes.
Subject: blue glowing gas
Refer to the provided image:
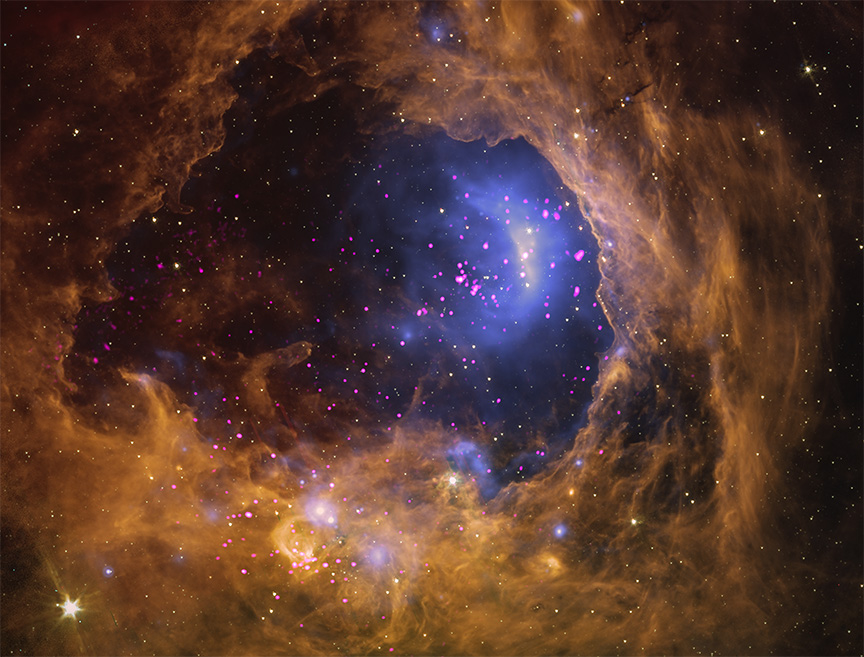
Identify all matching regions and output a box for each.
[304,498,338,528]
[329,134,612,490]
[367,545,391,568]
[346,135,607,355]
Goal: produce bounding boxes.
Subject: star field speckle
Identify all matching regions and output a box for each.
[1,2,861,656]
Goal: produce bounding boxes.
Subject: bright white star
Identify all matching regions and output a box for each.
[59,596,81,618]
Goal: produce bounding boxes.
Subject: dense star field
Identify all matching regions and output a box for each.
[1,2,862,655]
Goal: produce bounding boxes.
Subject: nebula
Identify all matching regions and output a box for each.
[1,2,861,655]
